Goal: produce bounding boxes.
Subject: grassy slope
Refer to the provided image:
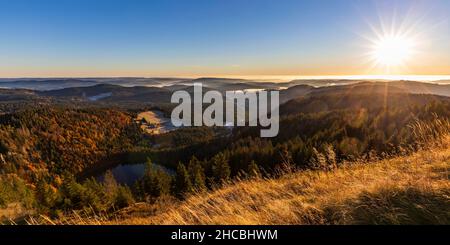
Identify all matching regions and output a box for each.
[99,138,449,225]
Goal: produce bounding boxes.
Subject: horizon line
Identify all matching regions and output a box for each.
[1,74,450,82]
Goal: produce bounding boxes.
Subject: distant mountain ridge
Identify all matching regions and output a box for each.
[1,78,450,106]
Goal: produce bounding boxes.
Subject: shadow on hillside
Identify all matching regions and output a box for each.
[324,187,450,225]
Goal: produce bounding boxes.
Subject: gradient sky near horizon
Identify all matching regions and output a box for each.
[1,0,449,78]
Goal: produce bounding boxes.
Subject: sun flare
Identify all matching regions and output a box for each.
[361,12,428,74]
[371,35,414,67]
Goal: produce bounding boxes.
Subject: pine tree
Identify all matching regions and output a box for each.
[59,174,85,210]
[141,158,172,197]
[114,185,135,208]
[35,179,58,210]
[187,156,206,192]
[175,163,192,197]
[82,178,106,211]
[211,153,231,184]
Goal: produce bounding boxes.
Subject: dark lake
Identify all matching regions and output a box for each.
[96,163,174,186]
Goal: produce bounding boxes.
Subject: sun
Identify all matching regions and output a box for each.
[360,12,426,73]
[371,35,414,67]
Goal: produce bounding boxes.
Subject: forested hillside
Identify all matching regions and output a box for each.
[0,107,142,218]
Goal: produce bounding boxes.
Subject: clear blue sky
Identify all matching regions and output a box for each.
[0,0,449,77]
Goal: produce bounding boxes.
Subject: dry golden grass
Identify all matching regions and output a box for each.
[0,203,33,224]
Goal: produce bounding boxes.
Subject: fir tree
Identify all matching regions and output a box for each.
[187,156,206,192]
[175,163,192,197]
[211,153,231,184]
[141,158,172,198]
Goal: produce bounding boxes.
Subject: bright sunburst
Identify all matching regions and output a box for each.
[371,34,414,67]
[361,10,427,74]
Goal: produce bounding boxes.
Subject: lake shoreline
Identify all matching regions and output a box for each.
[79,151,175,186]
